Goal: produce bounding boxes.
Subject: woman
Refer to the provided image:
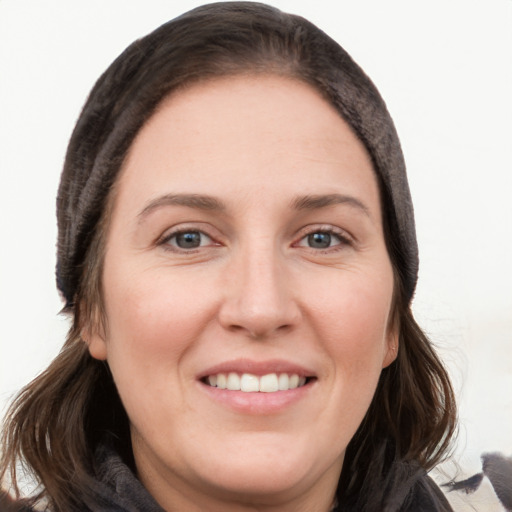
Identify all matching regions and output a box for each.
[0,2,456,511]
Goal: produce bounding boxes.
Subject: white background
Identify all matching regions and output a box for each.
[1,1,511,509]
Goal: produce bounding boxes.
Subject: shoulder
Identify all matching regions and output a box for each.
[336,457,453,512]
[403,473,453,512]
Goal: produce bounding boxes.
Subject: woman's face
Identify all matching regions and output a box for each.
[87,75,397,510]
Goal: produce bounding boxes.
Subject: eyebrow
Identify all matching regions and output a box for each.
[290,194,370,216]
[138,193,226,221]
[137,192,370,222]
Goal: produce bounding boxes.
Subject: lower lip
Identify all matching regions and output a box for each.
[198,381,315,414]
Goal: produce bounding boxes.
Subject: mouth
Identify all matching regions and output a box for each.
[197,360,317,413]
[201,372,314,393]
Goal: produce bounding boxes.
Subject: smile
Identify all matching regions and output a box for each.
[205,372,308,393]
[198,360,317,413]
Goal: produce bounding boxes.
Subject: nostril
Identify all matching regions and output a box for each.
[247,323,293,339]
[217,286,301,338]
[223,321,293,340]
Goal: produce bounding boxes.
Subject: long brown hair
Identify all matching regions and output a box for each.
[1,3,456,510]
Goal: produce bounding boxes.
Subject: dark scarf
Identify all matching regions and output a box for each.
[82,443,163,512]
[74,442,452,512]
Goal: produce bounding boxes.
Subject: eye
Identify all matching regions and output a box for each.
[306,232,338,249]
[162,230,214,250]
[295,228,350,250]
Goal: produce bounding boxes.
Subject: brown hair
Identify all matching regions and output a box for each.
[1,3,456,510]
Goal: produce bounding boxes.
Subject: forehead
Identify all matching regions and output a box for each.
[116,74,378,213]
[145,74,367,157]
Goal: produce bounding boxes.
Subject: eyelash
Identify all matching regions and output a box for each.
[293,226,353,253]
[159,228,217,252]
[158,225,353,254]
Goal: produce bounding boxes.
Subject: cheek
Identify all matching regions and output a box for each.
[308,268,393,383]
[315,273,392,341]
[100,264,222,438]
[101,263,218,382]
[290,269,394,459]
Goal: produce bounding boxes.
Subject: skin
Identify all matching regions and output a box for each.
[86,75,398,512]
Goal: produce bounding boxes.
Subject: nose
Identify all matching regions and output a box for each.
[218,243,301,339]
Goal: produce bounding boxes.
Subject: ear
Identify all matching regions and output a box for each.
[83,328,108,360]
[79,300,108,360]
[382,325,399,369]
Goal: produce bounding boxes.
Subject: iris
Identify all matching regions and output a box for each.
[308,232,332,249]
[175,231,202,249]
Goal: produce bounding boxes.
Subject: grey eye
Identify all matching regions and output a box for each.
[175,231,202,248]
[166,230,212,249]
[307,232,333,249]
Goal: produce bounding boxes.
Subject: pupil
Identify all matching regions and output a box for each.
[308,232,331,248]
[176,232,201,248]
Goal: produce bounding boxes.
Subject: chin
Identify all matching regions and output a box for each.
[199,461,312,502]
[190,432,340,499]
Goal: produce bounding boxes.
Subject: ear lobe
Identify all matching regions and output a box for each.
[382,329,399,368]
[79,301,108,360]
[82,328,108,361]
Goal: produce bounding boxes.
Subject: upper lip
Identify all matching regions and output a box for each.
[197,358,316,380]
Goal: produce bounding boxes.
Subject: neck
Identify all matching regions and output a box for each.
[135,452,341,512]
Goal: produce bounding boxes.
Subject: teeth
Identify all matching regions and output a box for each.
[206,372,308,392]
[260,373,279,393]
[240,373,259,392]
[278,373,289,390]
[289,374,299,389]
[217,373,227,389]
[227,372,240,390]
